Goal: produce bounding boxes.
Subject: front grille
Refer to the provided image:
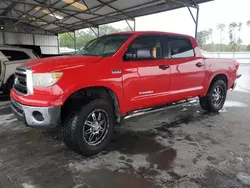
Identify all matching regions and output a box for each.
[13,68,27,94]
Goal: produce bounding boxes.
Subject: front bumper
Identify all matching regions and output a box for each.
[11,97,61,128]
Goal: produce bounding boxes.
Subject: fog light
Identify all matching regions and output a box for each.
[32,111,44,122]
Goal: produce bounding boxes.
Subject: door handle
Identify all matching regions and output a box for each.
[196,62,204,67]
[159,65,170,70]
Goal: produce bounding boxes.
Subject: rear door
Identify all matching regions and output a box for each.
[122,35,171,111]
[165,36,205,100]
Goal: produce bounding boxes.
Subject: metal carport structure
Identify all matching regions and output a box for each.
[0,0,213,53]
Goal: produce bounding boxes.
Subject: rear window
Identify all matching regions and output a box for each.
[169,37,194,58]
[0,50,30,61]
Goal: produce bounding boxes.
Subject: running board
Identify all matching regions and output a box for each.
[123,97,198,120]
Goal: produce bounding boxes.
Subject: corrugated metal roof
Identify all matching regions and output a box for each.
[0,0,213,34]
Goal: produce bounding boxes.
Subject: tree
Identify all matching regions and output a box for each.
[217,23,226,51]
[196,30,210,49]
[247,44,250,51]
[59,25,129,50]
[247,20,250,27]
[228,22,242,52]
[237,22,243,51]
[208,28,213,42]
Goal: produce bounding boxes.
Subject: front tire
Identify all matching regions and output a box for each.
[62,99,115,156]
[199,80,227,112]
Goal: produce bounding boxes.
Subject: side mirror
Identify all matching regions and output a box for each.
[136,48,152,60]
[125,48,152,60]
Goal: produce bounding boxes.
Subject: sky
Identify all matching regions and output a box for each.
[110,0,250,45]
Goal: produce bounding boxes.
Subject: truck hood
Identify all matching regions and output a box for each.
[23,55,103,72]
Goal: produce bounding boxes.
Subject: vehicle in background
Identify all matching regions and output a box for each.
[0,46,38,94]
[10,31,241,156]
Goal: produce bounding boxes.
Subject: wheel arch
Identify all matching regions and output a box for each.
[61,86,121,123]
[210,74,228,88]
[202,73,229,97]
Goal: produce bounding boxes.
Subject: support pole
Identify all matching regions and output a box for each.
[134,18,136,31]
[2,30,6,45]
[195,6,199,39]
[74,30,76,54]
[57,34,60,55]
[97,25,100,37]
[187,5,199,39]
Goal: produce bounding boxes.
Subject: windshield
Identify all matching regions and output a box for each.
[76,34,132,57]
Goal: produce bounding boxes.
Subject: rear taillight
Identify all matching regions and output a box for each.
[234,61,240,69]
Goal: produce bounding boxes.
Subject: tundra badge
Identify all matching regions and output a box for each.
[112,69,122,74]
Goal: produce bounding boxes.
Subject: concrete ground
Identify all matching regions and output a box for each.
[0,65,250,188]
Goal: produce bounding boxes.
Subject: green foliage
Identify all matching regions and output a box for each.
[199,22,248,52]
[228,22,243,51]
[247,44,250,51]
[202,43,249,52]
[217,23,226,51]
[196,30,211,48]
[247,20,250,27]
[59,25,131,49]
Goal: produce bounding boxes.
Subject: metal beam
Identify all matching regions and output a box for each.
[0,1,18,16]
[30,0,97,31]
[187,6,196,23]
[189,0,198,6]
[90,27,98,37]
[95,0,132,20]
[67,32,74,40]
[166,0,196,8]
[187,5,199,39]
[11,8,69,31]
[6,0,85,13]
[125,20,133,31]
[40,0,123,29]
[51,0,159,33]
[16,0,50,23]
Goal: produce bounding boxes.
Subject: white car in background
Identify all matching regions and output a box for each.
[0,46,38,94]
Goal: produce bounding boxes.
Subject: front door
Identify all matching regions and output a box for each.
[122,35,170,112]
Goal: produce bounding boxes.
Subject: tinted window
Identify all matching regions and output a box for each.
[1,50,30,61]
[125,35,162,60]
[169,37,194,58]
[77,34,132,57]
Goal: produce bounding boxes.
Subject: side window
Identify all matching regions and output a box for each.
[125,35,162,60]
[169,37,194,58]
[0,50,30,61]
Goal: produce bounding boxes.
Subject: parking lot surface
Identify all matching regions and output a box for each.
[0,65,250,188]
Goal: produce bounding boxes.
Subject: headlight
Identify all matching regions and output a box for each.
[32,72,63,87]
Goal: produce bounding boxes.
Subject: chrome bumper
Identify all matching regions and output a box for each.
[11,97,61,128]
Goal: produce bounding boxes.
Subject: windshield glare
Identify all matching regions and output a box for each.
[76,34,132,57]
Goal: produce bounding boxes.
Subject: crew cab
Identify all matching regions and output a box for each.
[10,31,241,156]
[0,46,38,94]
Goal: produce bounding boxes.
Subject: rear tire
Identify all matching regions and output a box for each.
[62,99,115,156]
[199,80,227,112]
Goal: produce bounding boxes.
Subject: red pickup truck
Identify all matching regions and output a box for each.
[10,31,240,156]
